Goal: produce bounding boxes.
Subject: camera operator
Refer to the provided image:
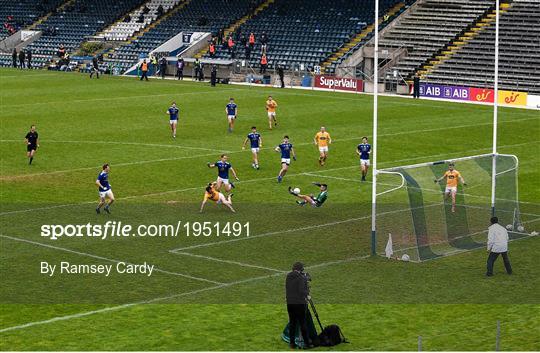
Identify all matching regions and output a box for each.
[286,262,313,349]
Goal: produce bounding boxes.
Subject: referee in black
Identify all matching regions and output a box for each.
[25,125,39,165]
[286,262,312,349]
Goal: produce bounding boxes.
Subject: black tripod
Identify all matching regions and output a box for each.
[308,297,324,332]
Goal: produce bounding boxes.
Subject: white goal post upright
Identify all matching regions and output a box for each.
[491,0,500,216]
[371,0,380,256]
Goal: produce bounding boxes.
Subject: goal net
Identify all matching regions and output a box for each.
[375,153,526,262]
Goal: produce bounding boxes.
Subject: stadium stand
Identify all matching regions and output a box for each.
[0,0,65,40]
[380,0,496,80]
[20,0,145,65]
[98,0,182,41]
[103,0,264,73]
[423,0,540,94]
[202,0,404,71]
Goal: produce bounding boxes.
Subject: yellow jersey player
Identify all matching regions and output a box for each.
[199,182,235,213]
[314,126,331,166]
[266,96,278,129]
[434,163,467,213]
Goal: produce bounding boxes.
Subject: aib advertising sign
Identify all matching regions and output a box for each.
[314,75,363,92]
[419,84,470,100]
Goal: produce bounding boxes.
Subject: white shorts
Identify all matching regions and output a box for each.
[217,176,230,185]
[445,186,457,194]
[170,119,178,124]
[99,189,113,199]
[267,112,276,119]
[251,147,260,153]
[319,146,329,153]
[361,159,370,166]
[281,158,291,165]
[216,193,227,204]
[227,115,236,121]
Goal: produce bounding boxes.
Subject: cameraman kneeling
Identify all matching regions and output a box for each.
[286,262,313,349]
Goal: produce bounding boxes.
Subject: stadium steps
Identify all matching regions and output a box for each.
[414,1,512,79]
[320,1,406,74]
[26,0,75,31]
[193,0,275,59]
[103,0,192,60]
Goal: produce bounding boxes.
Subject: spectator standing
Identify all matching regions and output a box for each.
[151,55,158,76]
[227,36,235,58]
[18,49,26,69]
[217,28,224,45]
[486,217,513,276]
[248,32,255,49]
[260,54,268,74]
[176,56,184,80]
[90,55,100,78]
[278,65,285,88]
[210,64,217,87]
[209,42,216,58]
[57,45,65,59]
[245,43,251,60]
[139,59,149,81]
[12,48,17,68]
[413,74,420,99]
[194,58,201,81]
[159,56,167,79]
[240,34,247,49]
[26,49,32,69]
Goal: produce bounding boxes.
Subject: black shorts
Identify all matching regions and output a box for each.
[27,144,37,152]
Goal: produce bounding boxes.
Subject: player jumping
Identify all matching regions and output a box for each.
[356,136,371,181]
[266,95,278,129]
[314,126,331,166]
[242,126,262,170]
[166,101,179,138]
[225,97,237,133]
[200,182,235,213]
[24,125,39,165]
[207,154,239,192]
[96,163,115,214]
[275,135,296,183]
[434,163,466,213]
[288,183,328,207]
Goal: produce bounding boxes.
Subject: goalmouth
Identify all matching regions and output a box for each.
[373,153,529,262]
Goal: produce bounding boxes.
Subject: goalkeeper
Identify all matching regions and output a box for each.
[288,183,328,207]
[434,163,466,213]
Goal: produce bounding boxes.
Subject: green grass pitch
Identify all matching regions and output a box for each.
[0,68,539,350]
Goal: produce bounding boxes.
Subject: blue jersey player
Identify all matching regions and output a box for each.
[274,135,296,183]
[356,136,371,181]
[225,98,237,133]
[207,154,239,192]
[96,163,115,214]
[242,126,262,170]
[166,101,179,138]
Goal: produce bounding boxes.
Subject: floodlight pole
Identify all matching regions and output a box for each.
[371,0,379,256]
[491,0,500,216]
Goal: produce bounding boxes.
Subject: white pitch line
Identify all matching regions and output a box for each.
[2,121,537,180]
[174,252,286,273]
[1,87,245,108]
[169,203,443,253]
[0,234,223,285]
[0,139,223,152]
[0,250,374,334]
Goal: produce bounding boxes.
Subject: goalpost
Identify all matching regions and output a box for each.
[369,0,527,260]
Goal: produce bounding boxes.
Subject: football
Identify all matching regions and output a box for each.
[401,254,410,262]
[293,187,301,195]
[506,224,513,230]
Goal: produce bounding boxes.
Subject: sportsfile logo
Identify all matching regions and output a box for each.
[41,221,250,240]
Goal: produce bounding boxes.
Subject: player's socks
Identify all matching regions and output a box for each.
[104,205,110,214]
[277,175,283,183]
[29,157,33,165]
[296,201,306,206]
[230,182,235,189]
[255,164,259,170]
[96,208,100,214]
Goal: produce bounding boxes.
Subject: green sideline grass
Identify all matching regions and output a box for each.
[0,68,538,350]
